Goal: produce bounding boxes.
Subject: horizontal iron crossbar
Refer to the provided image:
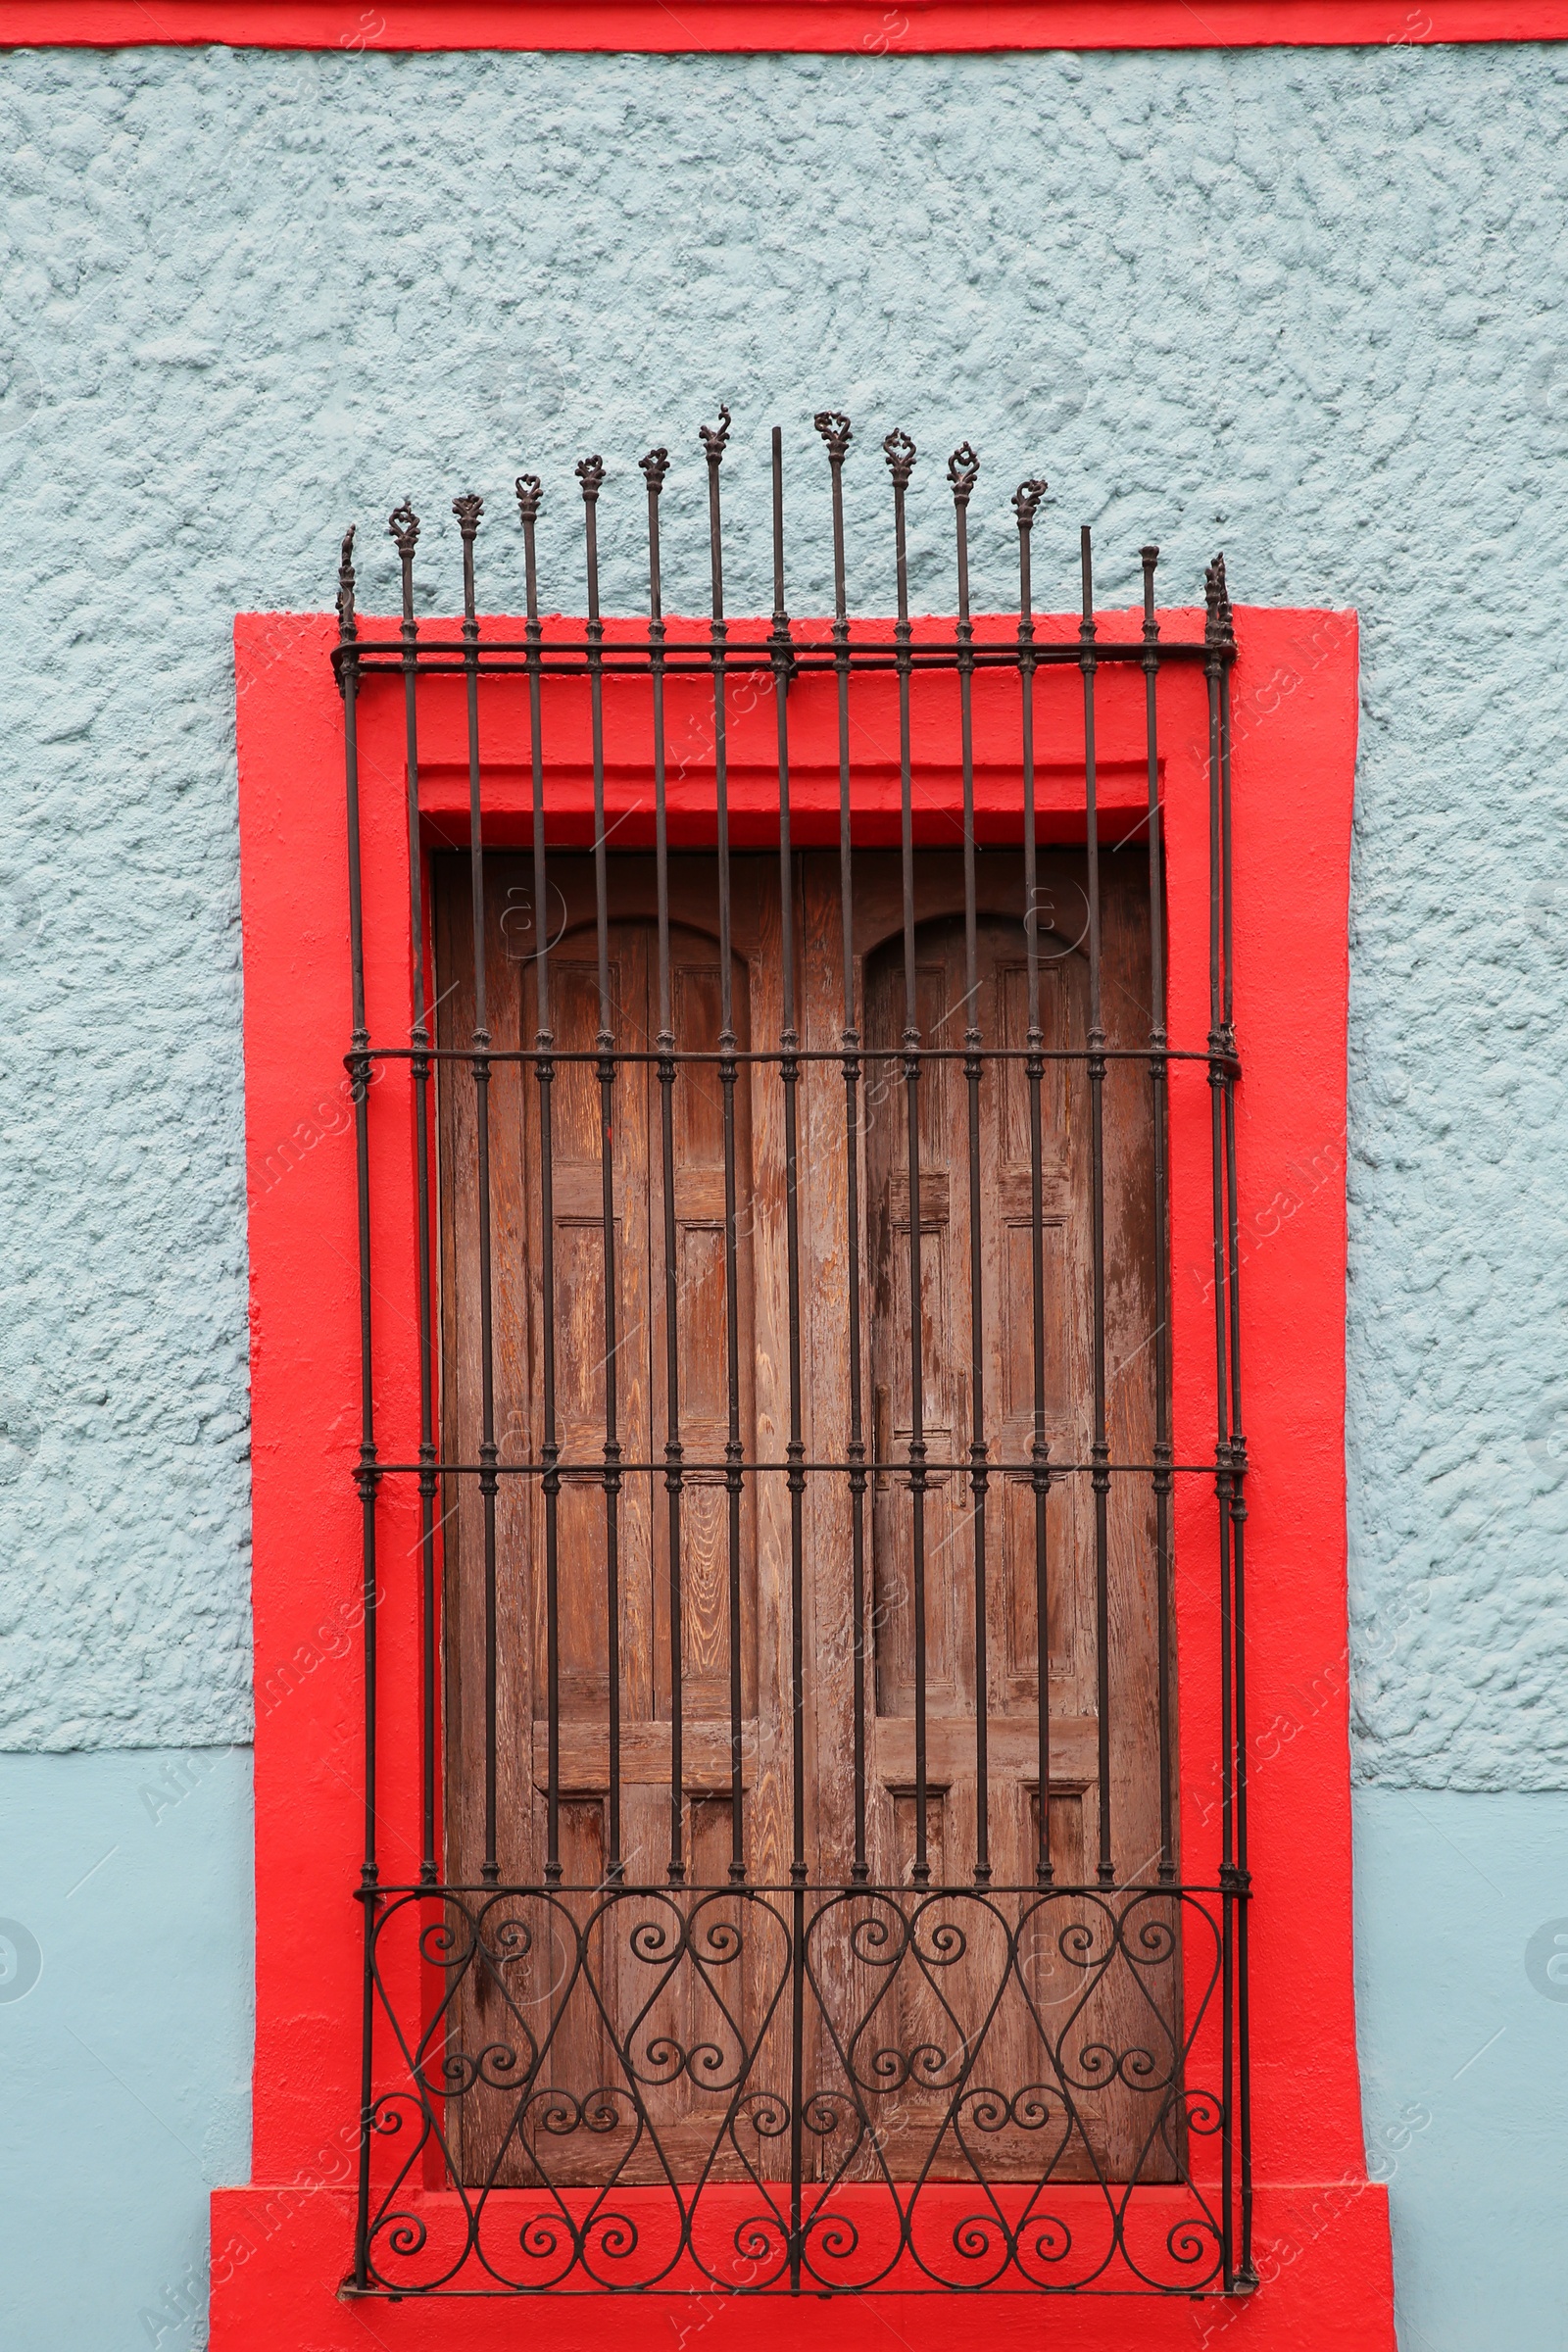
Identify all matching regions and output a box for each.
[331,633,1220,680]
[361,1045,1240,1067]
[366,1459,1228,1479]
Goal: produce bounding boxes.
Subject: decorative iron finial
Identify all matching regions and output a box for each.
[882,427,916,488]
[452,493,484,540]
[1141,544,1160,643]
[514,472,543,523]
[1011,476,1049,528]
[639,446,670,492]
[388,499,420,558]
[948,441,980,505]
[336,525,357,637]
[814,410,853,461]
[699,405,732,464]
[575,455,605,503]
[1204,551,1233,642]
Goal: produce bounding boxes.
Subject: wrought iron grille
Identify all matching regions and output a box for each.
[331,410,1252,2299]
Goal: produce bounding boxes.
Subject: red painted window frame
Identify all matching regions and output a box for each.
[216,594,1394,2348]
[3,0,1567,48]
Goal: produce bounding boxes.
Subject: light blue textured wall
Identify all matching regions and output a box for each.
[3,39,1567,1774]
[0,38,1565,2352]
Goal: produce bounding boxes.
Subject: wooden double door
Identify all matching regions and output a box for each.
[435,848,1170,2187]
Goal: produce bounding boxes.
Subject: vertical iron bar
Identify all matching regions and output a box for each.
[389,502,446,1885]
[516,475,562,1886]
[340,529,380,2293]
[1213,561,1255,2286]
[815,409,868,1886]
[701,410,747,1885]
[1080,526,1113,1890]
[950,444,990,1886]
[1204,553,1236,2285]
[643,447,686,1887]
[1142,546,1176,1886]
[771,425,808,2293]
[578,455,623,1881]
[1012,478,1052,1886]
[455,494,501,1892]
[884,428,928,1887]
[772,428,806,1886]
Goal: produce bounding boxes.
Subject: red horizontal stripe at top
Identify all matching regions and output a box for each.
[3,0,1567,52]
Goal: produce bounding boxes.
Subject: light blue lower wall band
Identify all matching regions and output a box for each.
[0,1749,252,2352]
[1352,1788,1568,2352]
[4,1756,1565,2349]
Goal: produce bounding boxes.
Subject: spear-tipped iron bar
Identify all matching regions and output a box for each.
[642,446,687,1886]
[579,454,624,1881]
[816,406,869,1885]
[884,426,930,1891]
[1213,574,1255,2282]
[1013,478,1053,1886]
[1080,525,1114,1892]
[455,492,503,1890]
[1141,545,1177,1887]
[387,501,446,1888]
[772,424,808,2295]
[950,441,991,1886]
[1203,552,1237,2284]
[702,408,748,1886]
[515,474,562,1887]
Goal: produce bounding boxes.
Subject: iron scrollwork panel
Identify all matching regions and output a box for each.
[363,1882,1225,2295]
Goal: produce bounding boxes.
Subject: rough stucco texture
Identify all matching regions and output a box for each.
[0,42,1564,1776]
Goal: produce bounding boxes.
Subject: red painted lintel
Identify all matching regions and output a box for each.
[4,0,1567,52]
